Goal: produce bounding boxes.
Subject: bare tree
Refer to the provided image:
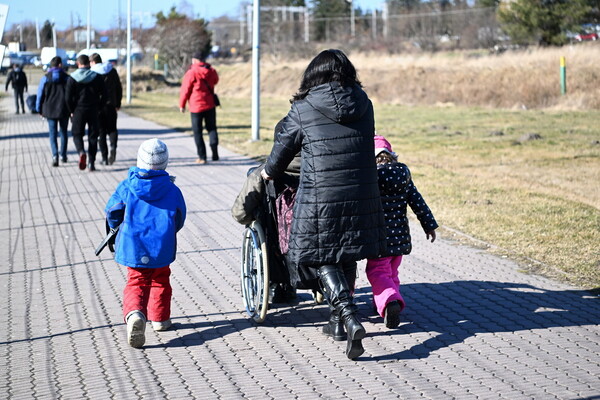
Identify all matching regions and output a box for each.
[153,7,212,79]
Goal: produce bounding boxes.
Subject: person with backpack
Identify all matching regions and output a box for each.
[179,51,220,164]
[66,54,107,171]
[37,56,70,167]
[5,63,28,114]
[90,53,123,165]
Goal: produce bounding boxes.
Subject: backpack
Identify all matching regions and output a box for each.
[276,185,296,255]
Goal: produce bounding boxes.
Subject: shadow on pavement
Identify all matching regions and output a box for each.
[6,279,597,361]
[0,131,47,140]
[354,280,600,361]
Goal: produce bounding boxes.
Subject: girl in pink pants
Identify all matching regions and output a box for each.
[367,135,438,329]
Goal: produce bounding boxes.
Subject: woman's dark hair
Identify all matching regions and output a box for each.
[291,49,361,102]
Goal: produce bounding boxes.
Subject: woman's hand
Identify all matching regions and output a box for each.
[426,230,437,243]
[261,169,272,181]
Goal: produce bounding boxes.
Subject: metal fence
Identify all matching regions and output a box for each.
[209,6,501,54]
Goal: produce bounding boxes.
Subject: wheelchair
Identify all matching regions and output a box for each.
[240,169,324,323]
[240,220,270,322]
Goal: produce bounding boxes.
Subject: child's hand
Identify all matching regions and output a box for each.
[426,230,436,243]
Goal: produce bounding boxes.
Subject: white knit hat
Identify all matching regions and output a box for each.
[137,138,169,170]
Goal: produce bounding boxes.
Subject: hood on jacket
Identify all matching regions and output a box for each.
[127,167,173,202]
[304,81,370,124]
[47,67,67,83]
[91,62,113,75]
[190,61,212,80]
[71,67,97,83]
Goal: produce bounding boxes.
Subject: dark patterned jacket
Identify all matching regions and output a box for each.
[376,161,438,256]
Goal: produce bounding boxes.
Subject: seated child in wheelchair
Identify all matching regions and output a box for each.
[231,120,321,304]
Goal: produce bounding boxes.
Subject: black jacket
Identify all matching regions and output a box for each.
[102,68,122,109]
[376,162,438,256]
[65,68,107,113]
[265,82,387,267]
[38,69,69,119]
[5,69,28,91]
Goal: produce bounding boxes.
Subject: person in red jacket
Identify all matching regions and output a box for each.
[179,51,220,164]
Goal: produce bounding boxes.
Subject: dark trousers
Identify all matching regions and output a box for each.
[191,108,218,161]
[98,107,118,160]
[13,87,25,113]
[71,108,100,163]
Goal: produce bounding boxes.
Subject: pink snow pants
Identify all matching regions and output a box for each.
[366,256,406,318]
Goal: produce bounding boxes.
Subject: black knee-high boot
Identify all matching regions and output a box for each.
[322,306,345,341]
[323,262,358,341]
[318,264,366,359]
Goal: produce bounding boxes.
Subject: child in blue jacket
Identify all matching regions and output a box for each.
[105,138,186,348]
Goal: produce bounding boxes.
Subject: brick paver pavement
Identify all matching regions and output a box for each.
[1,90,599,399]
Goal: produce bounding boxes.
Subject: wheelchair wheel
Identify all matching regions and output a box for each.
[240,221,270,323]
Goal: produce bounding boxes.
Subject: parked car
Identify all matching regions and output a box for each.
[575,32,598,41]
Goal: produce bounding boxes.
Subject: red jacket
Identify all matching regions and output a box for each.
[179,62,219,113]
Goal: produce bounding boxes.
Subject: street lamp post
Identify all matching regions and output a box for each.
[126,0,132,104]
[87,0,91,49]
[36,18,41,49]
[347,0,355,38]
[251,0,260,141]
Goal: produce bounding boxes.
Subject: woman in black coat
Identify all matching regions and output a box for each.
[262,49,387,360]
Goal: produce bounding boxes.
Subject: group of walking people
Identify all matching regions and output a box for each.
[33,54,122,169]
[23,49,220,171]
[258,49,438,359]
[105,49,438,362]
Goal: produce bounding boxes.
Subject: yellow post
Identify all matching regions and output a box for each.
[154,53,159,70]
[560,56,566,95]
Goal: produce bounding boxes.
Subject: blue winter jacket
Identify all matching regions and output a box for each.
[105,167,186,269]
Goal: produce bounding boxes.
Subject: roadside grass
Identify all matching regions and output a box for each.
[124,92,600,290]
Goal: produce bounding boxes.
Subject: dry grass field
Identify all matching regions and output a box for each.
[119,45,600,290]
[214,43,600,110]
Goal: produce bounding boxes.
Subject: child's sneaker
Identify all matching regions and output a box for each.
[126,310,146,348]
[151,319,172,331]
[384,301,401,329]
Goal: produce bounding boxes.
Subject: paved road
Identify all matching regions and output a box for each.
[1,91,599,400]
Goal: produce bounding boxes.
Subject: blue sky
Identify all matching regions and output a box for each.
[4,1,385,31]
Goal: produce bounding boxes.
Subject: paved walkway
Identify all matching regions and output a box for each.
[1,90,599,400]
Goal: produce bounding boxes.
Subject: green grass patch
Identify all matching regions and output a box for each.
[124,93,600,289]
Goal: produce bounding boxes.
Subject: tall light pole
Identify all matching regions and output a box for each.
[35,18,40,49]
[251,0,260,141]
[52,21,57,47]
[348,0,355,38]
[126,0,132,104]
[87,0,91,49]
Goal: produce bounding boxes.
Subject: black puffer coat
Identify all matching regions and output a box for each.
[377,162,438,256]
[264,82,387,267]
